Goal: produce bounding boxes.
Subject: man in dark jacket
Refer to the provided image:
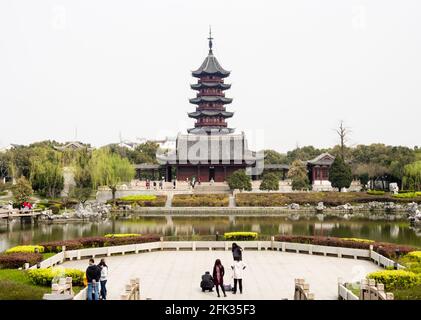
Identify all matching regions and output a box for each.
[86,258,101,300]
[200,271,214,292]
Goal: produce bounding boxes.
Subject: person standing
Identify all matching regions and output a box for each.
[86,258,101,300]
[232,243,243,261]
[98,259,108,300]
[231,260,247,294]
[212,259,227,298]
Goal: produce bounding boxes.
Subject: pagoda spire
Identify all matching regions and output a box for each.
[208,26,213,54]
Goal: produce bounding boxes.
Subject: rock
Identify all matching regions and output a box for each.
[288,203,300,210]
[407,202,419,215]
[316,202,325,211]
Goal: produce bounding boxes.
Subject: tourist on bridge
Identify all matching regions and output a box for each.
[146,179,150,190]
[212,259,227,298]
[98,258,108,300]
[200,271,214,292]
[232,243,243,261]
[231,260,247,294]
[86,258,101,300]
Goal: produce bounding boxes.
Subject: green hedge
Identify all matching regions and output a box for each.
[367,270,421,290]
[367,190,386,195]
[27,268,84,286]
[6,245,45,254]
[110,195,167,207]
[224,232,258,241]
[172,194,229,207]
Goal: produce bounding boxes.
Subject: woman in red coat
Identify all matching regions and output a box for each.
[212,259,227,298]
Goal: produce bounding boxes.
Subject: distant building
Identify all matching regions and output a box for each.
[53,141,93,152]
[307,153,335,191]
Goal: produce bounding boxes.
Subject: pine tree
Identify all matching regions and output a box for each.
[329,157,352,191]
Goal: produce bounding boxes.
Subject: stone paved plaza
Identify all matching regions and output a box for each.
[63,250,380,300]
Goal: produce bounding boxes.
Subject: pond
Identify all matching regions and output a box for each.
[1,215,420,252]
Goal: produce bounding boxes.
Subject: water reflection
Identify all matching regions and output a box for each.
[0,216,420,252]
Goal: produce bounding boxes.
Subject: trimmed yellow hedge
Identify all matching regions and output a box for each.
[6,245,45,254]
[27,267,84,286]
[367,270,421,290]
[406,251,421,262]
[224,232,258,241]
[104,233,141,238]
[172,194,229,207]
[341,238,375,243]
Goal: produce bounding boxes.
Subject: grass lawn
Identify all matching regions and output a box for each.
[42,253,57,260]
[0,269,49,300]
[0,269,83,300]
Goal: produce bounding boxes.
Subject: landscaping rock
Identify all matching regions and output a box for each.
[316,202,326,211]
[288,203,300,210]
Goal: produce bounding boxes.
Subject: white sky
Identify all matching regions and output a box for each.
[0,0,420,153]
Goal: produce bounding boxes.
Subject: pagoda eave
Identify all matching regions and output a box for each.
[188,111,234,119]
[190,83,231,90]
[189,97,233,105]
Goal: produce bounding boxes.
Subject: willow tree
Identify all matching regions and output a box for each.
[402,161,421,191]
[90,148,135,201]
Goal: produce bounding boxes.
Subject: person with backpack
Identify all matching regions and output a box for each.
[98,259,108,300]
[231,260,247,294]
[212,259,227,298]
[232,243,243,261]
[86,258,101,300]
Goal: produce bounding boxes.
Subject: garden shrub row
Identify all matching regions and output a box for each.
[367,270,421,290]
[109,195,167,207]
[273,235,417,259]
[0,253,43,269]
[104,233,141,238]
[172,194,229,207]
[27,267,84,286]
[235,192,421,207]
[6,245,45,254]
[224,232,258,241]
[40,234,161,253]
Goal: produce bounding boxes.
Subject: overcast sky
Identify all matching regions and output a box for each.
[0,0,420,153]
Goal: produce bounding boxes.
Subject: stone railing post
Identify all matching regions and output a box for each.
[270,236,274,250]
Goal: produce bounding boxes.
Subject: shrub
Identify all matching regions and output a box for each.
[406,251,421,263]
[259,172,279,191]
[40,235,161,253]
[119,195,157,201]
[367,270,421,290]
[6,245,44,254]
[40,240,83,253]
[172,194,229,207]
[0,253,43,269]
[104,233,141,238]
[273,235,417,259]
[235,193,289,207]
[227,169,252,191]
[367,190,386,195]
[110,195,167,207]
[392,192,421,199]
[340,238,375,243]
[224,232,258,241]
[27,267,84,286]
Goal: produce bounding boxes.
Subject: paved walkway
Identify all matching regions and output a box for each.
[63,251,380,300]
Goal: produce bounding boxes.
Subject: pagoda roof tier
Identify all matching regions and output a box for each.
[189,96,233,105]
[188,110,234,119]
[192,52,230,78]
[187,127,235,134]
[190,82,231,90]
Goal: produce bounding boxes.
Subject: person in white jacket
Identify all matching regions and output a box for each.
[231,260,246,294]
[98,259,108,300]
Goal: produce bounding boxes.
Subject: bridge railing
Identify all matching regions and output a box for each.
[121,278,140,300]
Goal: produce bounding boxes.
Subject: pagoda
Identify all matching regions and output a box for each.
[188,30,234,134]
[155,30,264,183]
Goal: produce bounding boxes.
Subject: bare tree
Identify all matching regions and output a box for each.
[336,121,351,160]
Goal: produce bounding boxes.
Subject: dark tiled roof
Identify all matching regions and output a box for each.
[191,82,231,90]
[189,96,233,104]
[307,153,335,166]
[158,133,263,164]
[188,110,234,119]
[192,53,230,78]
[133,164,160,170]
